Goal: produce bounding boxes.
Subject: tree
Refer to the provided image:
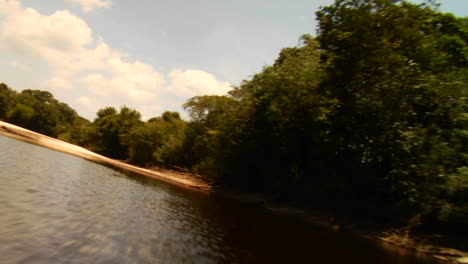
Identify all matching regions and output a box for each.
[315,0,468,219]
[218,36,337,193]
[150,111,187,166]
[0,83,17,119]
[182,95,243,178]
[90,106,143,159]
[96,107,118,120]
[7,104,36,128]
[177,1,467,227]
[1,88,80,137]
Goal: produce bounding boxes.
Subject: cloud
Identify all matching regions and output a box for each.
[0,0,20,14]
[75,96,102,119]
[76,96,96,111]
[44,76,73,90]
[80,58,164,102]
[167,69,231,98]
[0,0,231,120]
[1,5,163,102]
[139,105,165,120]
[68,0,112,13]
[8,60,30,71]
[2,8,92,57]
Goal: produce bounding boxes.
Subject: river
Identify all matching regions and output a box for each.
[0,135,441,263]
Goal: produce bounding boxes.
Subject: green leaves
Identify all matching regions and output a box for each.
[0,85,79,137]
[315,0,468,222]
[7,104,36,127]
[88,106,143,159]
[177,0,468,225]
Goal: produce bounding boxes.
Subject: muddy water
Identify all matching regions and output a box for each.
[0,135,440,263]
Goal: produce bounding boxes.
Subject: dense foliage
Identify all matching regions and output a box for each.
[179,0,468,228]
[0,83,87,138]
[1,0,466,229]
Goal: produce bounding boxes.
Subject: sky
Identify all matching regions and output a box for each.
[0,0,467,120]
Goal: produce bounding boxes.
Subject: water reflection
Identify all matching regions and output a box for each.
[0,135,440,263]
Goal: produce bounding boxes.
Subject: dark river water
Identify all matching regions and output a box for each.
[0,135,441,263]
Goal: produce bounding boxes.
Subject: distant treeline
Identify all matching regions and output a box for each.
[1,0,467,230]
[0,85,89,138]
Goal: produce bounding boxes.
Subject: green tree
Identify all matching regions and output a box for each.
[182,95,242,178]
[0,83,17,119]
[178,0,467,227]
[152,111,187,166]
[315,0,468,219]
[7,104,36,128]
[2,88,79,137]
[89,106,143,159]
[125,122,162,165]
[96,107,118,120]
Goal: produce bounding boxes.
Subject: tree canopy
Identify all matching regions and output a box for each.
[0,84,82,138]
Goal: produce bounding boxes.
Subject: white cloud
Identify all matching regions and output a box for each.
[44,76,73,90]
[0,0,21,14]
[76,96,93,109]
[8,60,30,71]
[1,5,162,103]
[0,0,231,120]
[139,105,165,120]
[75,96,100,118]
[2,8,92,57]
[76,96,94,109]
[167,69,231,98]
[68,0,112,13]
[81,58,164,102]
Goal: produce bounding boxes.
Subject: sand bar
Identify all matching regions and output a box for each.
[0,121,211,192]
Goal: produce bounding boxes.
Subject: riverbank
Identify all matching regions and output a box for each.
[0,121,211,192]
[1,121,466,263]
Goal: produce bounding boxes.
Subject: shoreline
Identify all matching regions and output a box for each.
[1,121,466,263]
[0,121,211,192]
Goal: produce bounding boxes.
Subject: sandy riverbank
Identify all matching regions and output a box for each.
[0,121,211,192]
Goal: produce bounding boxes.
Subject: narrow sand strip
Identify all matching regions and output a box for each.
[0,121,211,192]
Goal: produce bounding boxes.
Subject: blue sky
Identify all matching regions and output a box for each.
[0,0,467,120]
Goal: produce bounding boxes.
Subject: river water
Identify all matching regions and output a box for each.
[0,135,441,263]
